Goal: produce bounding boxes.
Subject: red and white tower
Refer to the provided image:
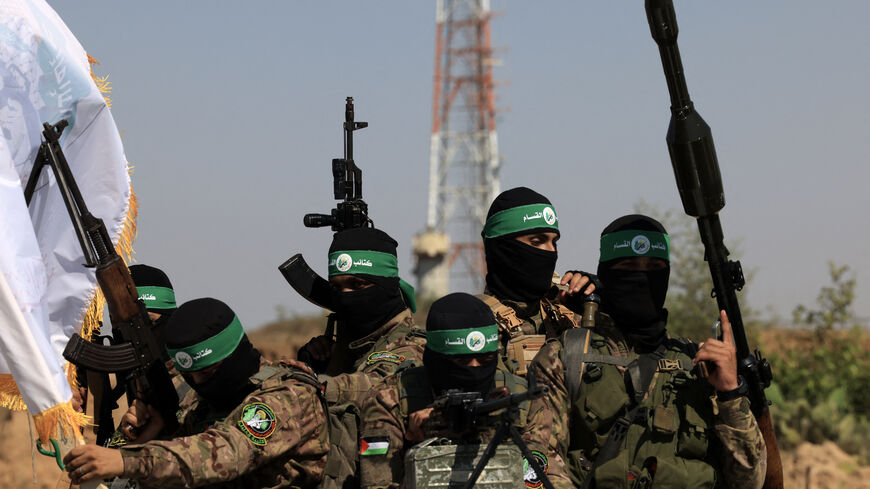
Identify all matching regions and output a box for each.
[413,0,502,304]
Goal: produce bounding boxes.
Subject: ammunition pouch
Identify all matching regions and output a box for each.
[506,334,546,376]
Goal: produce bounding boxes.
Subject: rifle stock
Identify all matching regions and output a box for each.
[644,1,782,487]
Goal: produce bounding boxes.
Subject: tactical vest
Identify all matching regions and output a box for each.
[477,293,577,376]
[252,363,360,489]
[397,366,531,489]
[561,328,719,488]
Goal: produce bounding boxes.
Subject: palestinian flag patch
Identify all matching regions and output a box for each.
[523,450,549,488]
[366,351,405,366]
[238,402,278,446]
[360,436,390,456]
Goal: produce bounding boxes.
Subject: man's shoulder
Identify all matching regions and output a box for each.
[362,373,404,413]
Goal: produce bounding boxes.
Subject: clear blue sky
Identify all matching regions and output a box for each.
[50,1,870,330]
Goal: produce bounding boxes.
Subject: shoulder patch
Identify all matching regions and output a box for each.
[237,402,278,446]
[360,436,390,456]
[523,450,549,488]
[366,351,405,365]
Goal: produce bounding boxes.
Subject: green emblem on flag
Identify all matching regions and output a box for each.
[238,402,277,446]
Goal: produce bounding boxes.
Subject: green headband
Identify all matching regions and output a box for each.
[166,316,244,372]
[136,286,176,310]
[600,230,670,262]
[328,250,398,278]
[426,325,499,355]
[483,204,559,239]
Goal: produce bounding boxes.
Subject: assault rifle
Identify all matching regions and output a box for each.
[425,383,555,489]
[279,96,371,311]
[24,121,179,443]
[644,2,782,487]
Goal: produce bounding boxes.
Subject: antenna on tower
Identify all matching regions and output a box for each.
[413,0,502,306]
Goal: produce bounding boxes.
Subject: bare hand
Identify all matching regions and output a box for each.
[299,335,335,363]
[694,310,740,392]
[406,407,434,443]
[120,399,164,442]
[71,386,88,414]
[558,271,596,302]
[63,444,124,483]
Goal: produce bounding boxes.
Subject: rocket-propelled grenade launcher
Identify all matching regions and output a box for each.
[644,1,782,487]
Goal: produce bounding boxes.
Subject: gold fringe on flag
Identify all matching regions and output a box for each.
[0,374,27,410]
[32,401,90,444]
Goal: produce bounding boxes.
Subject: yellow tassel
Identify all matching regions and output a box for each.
[32,401,91,444]
[88,55,112,109]
[0,374,27,410]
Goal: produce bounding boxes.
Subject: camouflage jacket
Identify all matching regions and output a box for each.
[478,290,578,377]
[525,318,766,489]
[120,358,330,489]
[320,309,426,407]
[358,365,542,489]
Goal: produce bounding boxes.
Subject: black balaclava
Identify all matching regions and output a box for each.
[423,293,500,396]
[164,298,261,410]
[129,264,177,347]
[482,187,560,303]
[597,215,671,351]
[328,227,411,341]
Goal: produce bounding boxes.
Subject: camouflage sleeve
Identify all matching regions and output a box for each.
[120,381,329,488]
[359,382,405,489]
[713,396,767,489]
[524,340,577,489]
[324,339,424,407]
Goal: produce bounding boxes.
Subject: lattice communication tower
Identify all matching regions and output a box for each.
[413,0,502,304]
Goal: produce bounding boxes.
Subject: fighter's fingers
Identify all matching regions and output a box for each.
[568,275,590,294]
[694,348,731,365]
[560,272,573,285]
[720,310,735,346]
[62,446,83,466]
[121,409,143,428]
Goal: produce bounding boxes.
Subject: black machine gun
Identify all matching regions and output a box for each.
[24,121,179,444]
[425,383,555,489]
[279,96,371,311]
[644,1,782,488]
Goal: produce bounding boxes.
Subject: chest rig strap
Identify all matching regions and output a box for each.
[578,344,668,489]
[475,294,524,336]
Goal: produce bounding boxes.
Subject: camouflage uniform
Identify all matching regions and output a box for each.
[119,358,330,488]
[359,365,542,489]
[525,315,766,489]
[477,290,578,377]
[320,309,426,407]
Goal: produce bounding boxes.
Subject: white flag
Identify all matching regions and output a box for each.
[0,0,131,442]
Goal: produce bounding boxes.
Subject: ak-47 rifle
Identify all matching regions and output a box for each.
[24,121,179,443]
[644,2,782,487]
[425,383,555,489]
[279,96,371,311]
